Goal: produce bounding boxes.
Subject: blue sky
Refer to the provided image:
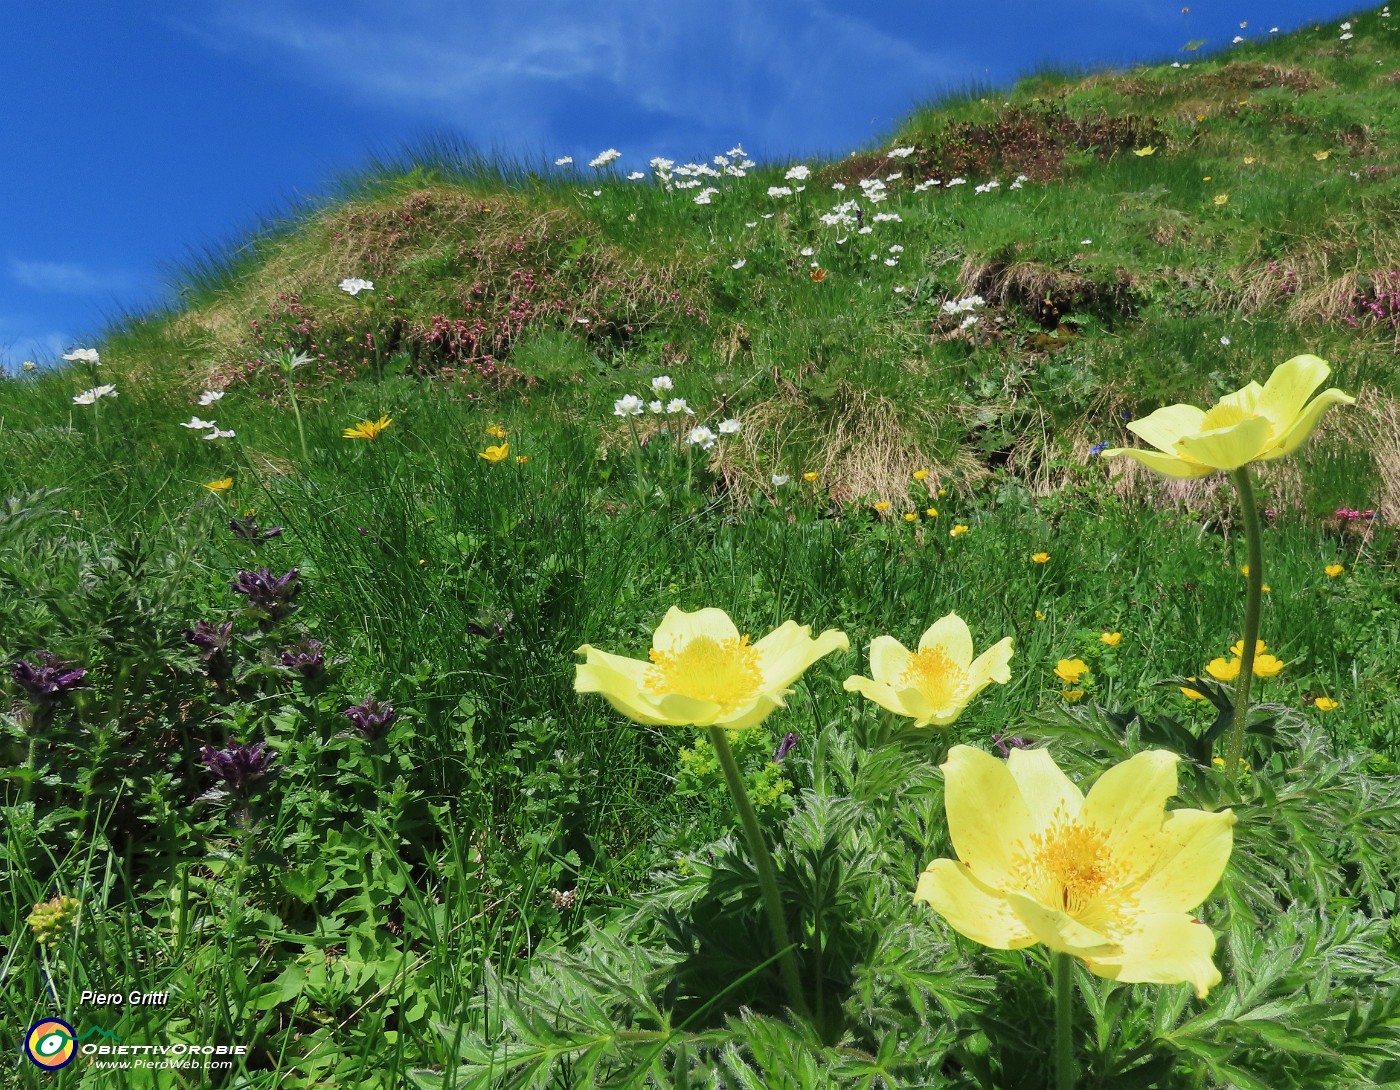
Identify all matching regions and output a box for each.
[1,0,1367,368]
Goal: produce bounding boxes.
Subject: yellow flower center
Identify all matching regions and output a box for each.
[1011,811,1132,928]
[900,647,966,709]
[644,635,763,712]
[1198,402,1268,436]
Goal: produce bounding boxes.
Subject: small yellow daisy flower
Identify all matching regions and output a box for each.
[913,469,930,481]
[1100,631,1122,646]
[1054,658,1090,684]
[1213,194,1229,206]
[803,471,819,482]
[344,415,393,441]
[203,477,234,493]
[1031,552,1050,564]
[873,501,891,512]
[1314,696,1339,712]
[903,512,918,522]
[950,524,969,537]
[1325,563,1345,577]
[1133,146,1157,156]
[479,442,510,463]
[486,424,508,439]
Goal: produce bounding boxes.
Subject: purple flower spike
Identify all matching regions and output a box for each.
[280,637,325,679]
[11,651,88,704]
[228,516,284,542]
[231,567,301,623]
[343,695,396,739]
[772,731,800,763]
[185,621,233,660]
[1088,441,1108,456]
[992,734,1034,758]
[200,738,276,792]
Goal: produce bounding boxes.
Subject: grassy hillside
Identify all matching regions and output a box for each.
[3,9,1399,1089]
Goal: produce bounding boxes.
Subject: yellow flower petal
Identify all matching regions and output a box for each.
[919,613,974,664]
[1083,912,1222,998]
[1314,696,1338,712]
[1252,653,1284,678]
[755,621,850,690]
[1080,750,1181,869]
[1174,414,1273,471]
[1205,657,1240,682]
[1126,403,1209,454]
[1134,808,1236,915]
[1102,446,1215,479]
[1005,890,1121,957]
[915,859,1035,949]
[1100,631,1122,646]
[942,745,1035,885]
[1005,747,1084,829]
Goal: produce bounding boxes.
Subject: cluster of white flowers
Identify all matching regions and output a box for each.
[693,187,719,205]
[63,348,101,365]
[819,200,862,228]
[589,148,621,169]
[555,156,574,166]
[649,147,754,193]
[1010,174,1028,190]
[871,211,902,223]
[887,146,916,158]
[973,179,1001,194]
[858,177,888,203]
[912,179,941,193]
[941,294,986,316]
[339,277,374,296]
[614,394,645,417]
[73,385,117,405]
[180,415,235,439]
[784,164,811,181]
[767,186,793,199]
[946,177,967,187]
[197,389,225,406]
[613,377,739,451]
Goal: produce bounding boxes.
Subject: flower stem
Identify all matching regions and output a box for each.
[707,726,809,1019]
[288,388,310,463]
[1053,951,1076,1090]
[1225,467,1264,777]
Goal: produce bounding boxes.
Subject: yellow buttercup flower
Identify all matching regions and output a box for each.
[1205,657,1240,682]
[926,507,939,518]
[1133,146,1157,156]
[1324,563,1345,577]
[575,606,848,730]
[1102,355,1355,478]
[1243,156,1256,164]
[1032,552,1050,564]
[913,469,930,481]
[1062,689,1086,703]
[203,477,234,493]
[873,501,891,512]
[1100,631,1122,647]
[343,415,393,441]
[950,524,969,537]
[903,512,919,522]
[803,471,819,482]
[1230,639,1266,657]
[486,424,508,439]
[1313,150,1330,160]
[1055,658,1090,684]
[1213,194,1229,206]
[1252,653,1284,678]
[1314,696,1339,712]
[479,442,510,463]
[1035,609,1047,621]
[843,613,1013,728]
[915,746,1235,997]
[1180,678,1207,700]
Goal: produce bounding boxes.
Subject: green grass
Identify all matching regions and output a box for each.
[3,9,1400,1088]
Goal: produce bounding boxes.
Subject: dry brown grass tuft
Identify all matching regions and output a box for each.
[1350,387,1400,523]
[712,385,985,508]
[959,252,1135,327]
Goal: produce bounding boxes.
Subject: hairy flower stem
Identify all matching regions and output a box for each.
[1225,467,1264,777]
[1053,952,1076,1090]
[288,388,310,463]
[707,726,809,1019]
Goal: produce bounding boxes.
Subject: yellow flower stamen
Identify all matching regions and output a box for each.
[900,646,967,708]
[645,634,763,713]
[1011,810,1129,923]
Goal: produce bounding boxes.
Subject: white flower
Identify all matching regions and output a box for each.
[941,294,985,315]
[1340,31,1353,39]
[888,146,915,158]
[785,165,811,181]
[1080,239,1094,245]
[73,385,117,405]
[947,177,967,186]
[1341,21,1352,29]
[650,156,675,172]
[666,398,694,416]
[648,400,665,414]
[731,258,747,269]
[718,418,741,435]
[21,361,36,371]
[1232,35,1244,42]
[772,473,791,486]
[831,182,847,191]
[761,213,774,219]
[576,317,591,325]
[745,221,758,228]
[959,315,979,330]
[627,171,646,180]
[693,187,719,205]
[974,179,1001,193]
[1171,61,1182,67]
[872,212,902,223]
[63,348,100,364]
[1269,27,1278,32]
[889,244,905,253]
[180,416,218,430]
[203,428,236,440]
[614,395,645,417]
[893,285,907,294]
[1220,336,1231,346]
[800,246,814,256]
[339,277,374,295]
[885,171,903,181]
[727,145,746,157]
[589,148,621,169]
[884,258,899,266]
[555,156,574,166]
[651,375,674,394]
[687,425,717,450]
[767,186,793,198]
[858,226,873,235]
[197,390,225,406]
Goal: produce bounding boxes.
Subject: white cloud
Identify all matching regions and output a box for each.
[0,317,70,368]
[8,258,132,295]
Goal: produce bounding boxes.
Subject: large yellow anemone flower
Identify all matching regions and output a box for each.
[842,613,1012,727]
[1102,355,1354,478]
[575,607,848,729]
[916,745,1235,997]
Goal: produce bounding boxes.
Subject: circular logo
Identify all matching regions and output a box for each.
[25,1019,77,1069]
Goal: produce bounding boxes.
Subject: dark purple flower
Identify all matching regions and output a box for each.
[467,620,507,641]
[772,731,800,763]
[231,567,301,623]
[992,734,1034,758]
[200,738,276,792]
[280,637,325,680]
[228,516,283,542]
[343,694,396,739]
[184,621,233,660]
[11,651,88,704]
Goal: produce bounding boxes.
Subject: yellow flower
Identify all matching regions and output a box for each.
[1205,657,1240,682]
[1253,653,1284,678]
[950,524,969,537]
[1100,632,1122,646]
[479,442,510,463]
[1102,355,1355,478]
[938,487,947,497]
[1032,552,1051,564]
[1243,156,1256,164]
[486,424,508,439]
[1055,658,1090,684]
[1239,564,1250,576]
[575,607,848,729]
[1325,563,1345,577]
[343,415,393,441]
[203,477,234,493]
[1213,194,1229,206]
[1212,756,1250,772]
[926,507,939,518]
[913,469,930,480]
[873,501,892,512]
[915,746,1235,997]
[903,512,919,522]
[1230,639,1266,657]
[1314,696,1339,712]
[1313,150,1330,160]
[803,471,819,482]
[843,613,1013,728]
[1133,146,1157,156]
[1180,679,1207,700]
[1035,609,1047,621]
[1062,689,1086,703]
[516,455,529,464]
